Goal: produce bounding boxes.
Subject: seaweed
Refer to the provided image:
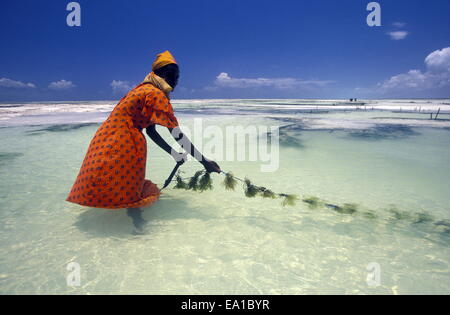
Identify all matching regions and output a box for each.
[434,220,450,236]
[27,123,98,135]
[223,172,238,191]
[348,124,419,141]
[198,172,213,192]
[303,196,322,209]
[244,179,260,198]
[0,152,23,160]
[0,152,23,166]
[336,203,358,215]
[279,134,305,149]
[174,174,188,190]
[262,189,277,199]
[388,206,412,221]
[362,211,378,220]
[272,123,306,148]
[174,170,298,206]
[435,220,450,228]
[325,203,342,211]
[411,212,434,224]
[188,171,204,191]
[170,169,450,232]
[281,194,299,207]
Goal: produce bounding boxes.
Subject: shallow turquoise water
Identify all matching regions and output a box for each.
[0,100,450,294]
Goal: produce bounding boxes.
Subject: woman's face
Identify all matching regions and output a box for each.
[155,64,180,90]
[166,68,180,89]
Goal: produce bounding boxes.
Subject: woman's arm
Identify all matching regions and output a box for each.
[168,126,221,173]
[147,125,221,173]
[146,125,185,162]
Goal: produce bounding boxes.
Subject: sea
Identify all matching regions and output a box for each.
[0,98,449,294]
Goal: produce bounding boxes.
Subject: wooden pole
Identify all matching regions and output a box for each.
[435,108,441,120]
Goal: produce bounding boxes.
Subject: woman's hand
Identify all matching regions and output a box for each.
[169,127,221,173]
[201,158,222,173]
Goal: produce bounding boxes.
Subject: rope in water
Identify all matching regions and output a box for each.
[161,165,450,228]
[163,168,299,206]
[169,172,245,184]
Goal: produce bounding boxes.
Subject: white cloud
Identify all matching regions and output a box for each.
[214,72,333,90]
[0,77,36,89]
[379,69,430,89]
[392,22,406,28]
[111,80,133,94]
[48,79,75,90]
[425,47,450,72]
[387,31,409,40]
[378,47,450,92]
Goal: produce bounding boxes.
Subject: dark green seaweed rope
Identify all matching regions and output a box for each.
[173,170,299,207]
[169,170,450,237]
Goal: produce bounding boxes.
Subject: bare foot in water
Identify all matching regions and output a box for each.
[127,208,147,234]
[132,226,146,235]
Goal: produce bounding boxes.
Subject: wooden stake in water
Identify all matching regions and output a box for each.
[435,108,441,120]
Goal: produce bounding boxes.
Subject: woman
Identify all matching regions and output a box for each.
[67,51,221,232]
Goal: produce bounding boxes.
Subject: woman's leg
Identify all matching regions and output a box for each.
[127,208,146,231]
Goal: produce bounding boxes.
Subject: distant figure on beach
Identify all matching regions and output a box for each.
[67,51,221,233]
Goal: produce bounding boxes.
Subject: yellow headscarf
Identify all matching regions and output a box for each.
[152,50,177,71]
[143,51,178,97]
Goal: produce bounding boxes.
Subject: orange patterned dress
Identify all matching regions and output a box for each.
[66,83,178,209]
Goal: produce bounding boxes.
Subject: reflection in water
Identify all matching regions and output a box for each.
[348,124,420,140]
[0,152,23,167]
[26,123,99,135]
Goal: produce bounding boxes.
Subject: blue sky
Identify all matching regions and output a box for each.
[1,0,449,101]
